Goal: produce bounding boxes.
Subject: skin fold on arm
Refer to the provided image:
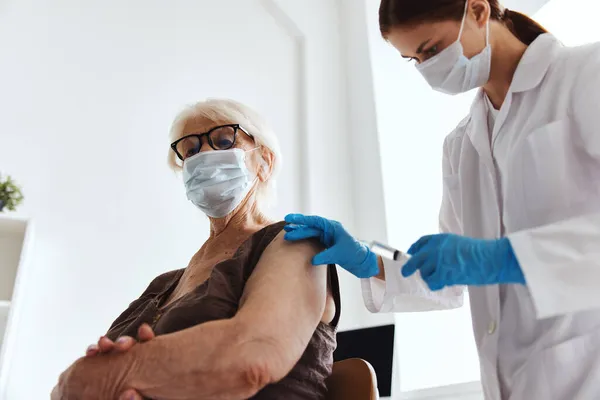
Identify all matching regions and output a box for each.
[55,231,330,400]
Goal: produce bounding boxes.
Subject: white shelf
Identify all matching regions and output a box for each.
[0,216,32,398]
[0,217,26,302]
[0,301,9,355]
[0,215,27,237]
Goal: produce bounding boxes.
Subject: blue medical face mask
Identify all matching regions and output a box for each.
[182,148,260,218]
[415,0,491,95]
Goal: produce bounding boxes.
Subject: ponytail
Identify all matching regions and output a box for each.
[502,8,548,45]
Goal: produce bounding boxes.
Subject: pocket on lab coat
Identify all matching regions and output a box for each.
[511,329,600,399]
[508,119,589,228]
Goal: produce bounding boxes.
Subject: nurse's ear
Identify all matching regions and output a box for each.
[468,0,491,29]
[461,0,492,59]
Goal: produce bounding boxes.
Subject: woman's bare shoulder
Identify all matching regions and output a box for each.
[256,230,337,324]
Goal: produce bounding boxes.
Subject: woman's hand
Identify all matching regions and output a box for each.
[51,352,137,400]
[51,324,156,400]
[78,324,155,400]
[86,323,156,357]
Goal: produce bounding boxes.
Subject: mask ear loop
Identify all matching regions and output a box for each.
[260,158,269,173]
[457,0,470,40]
[458,0,490,46]
[251,158,269,194]
[247,146,270,179]
[485,11,490,46]
[246,149,264,196]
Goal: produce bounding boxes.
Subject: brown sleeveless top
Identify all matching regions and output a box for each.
[105,222,341,399]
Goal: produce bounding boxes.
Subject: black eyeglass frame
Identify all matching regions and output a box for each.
[170,124,254,161]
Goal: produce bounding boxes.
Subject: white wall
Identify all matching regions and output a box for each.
[0,0,355,398]
[263,0,383,333]
[336,0,395,332]
[535,0,600,45]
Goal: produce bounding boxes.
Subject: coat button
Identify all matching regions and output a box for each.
[487,320,497,335]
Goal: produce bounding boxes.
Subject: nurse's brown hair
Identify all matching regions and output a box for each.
[379,0,548,46]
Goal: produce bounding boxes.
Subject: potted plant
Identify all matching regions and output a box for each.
[0,174,24,212]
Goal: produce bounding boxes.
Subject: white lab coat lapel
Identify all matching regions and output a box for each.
[463,93,503,239]
[467,92,495,172]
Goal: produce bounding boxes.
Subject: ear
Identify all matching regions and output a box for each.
[257,148,275,183]
[470,0,490,28]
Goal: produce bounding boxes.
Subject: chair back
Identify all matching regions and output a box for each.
[326,358,378,400]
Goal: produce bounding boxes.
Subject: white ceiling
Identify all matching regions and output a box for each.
[503,0,551,15]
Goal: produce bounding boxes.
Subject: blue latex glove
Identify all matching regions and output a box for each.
[402,233,526,291]
[283,214,379,278]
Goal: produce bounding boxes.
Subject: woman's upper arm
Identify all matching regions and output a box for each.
[235,230,328,378]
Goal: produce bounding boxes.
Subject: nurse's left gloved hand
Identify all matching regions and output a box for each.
[283,214,379,278]
[402,234,526,290]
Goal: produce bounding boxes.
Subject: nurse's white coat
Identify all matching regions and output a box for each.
[361,34,600,400]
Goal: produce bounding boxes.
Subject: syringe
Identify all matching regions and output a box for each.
[361,240,408,261]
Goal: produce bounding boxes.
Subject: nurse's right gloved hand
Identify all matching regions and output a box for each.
[284,214,379,278]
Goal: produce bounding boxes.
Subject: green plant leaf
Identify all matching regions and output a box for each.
[0,174,24,211]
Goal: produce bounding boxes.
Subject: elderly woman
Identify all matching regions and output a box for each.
[52,99,341,399]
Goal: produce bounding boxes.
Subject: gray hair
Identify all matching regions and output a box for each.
[167,98,282,208]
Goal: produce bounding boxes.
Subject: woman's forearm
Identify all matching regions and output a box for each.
[125,318,279,400]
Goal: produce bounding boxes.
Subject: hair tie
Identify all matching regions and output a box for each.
[502,8,511,19]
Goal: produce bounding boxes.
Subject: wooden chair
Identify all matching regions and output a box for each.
[326,358,379,400]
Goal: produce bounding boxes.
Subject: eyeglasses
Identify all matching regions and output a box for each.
[170,124,254,161]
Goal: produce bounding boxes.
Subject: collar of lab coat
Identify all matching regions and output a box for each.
[470,33,562,114]
[464,34,562,169]
[509,33,562,93]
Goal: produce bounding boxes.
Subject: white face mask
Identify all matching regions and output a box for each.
[182,148,259,218]
[415,0,491,95]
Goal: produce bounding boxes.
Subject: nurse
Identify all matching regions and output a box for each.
[284,0,600,399]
